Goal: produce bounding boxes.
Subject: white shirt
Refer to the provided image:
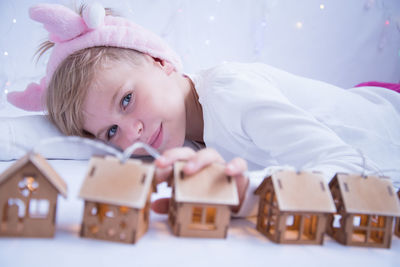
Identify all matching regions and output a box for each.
[190,62,400,217]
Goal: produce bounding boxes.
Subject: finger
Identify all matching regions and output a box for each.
[151,198,170,214]
[155,147,196,168]
[183,148,225,175]
[154,165,173,184]
[225,157,248,176]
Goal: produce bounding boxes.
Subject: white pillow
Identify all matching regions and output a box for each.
[0,115,106,160]
[0,114,203,161]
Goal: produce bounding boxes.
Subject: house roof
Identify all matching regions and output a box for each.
[79,156,155,209]
[255,170,336,213]
[0,153,67,198]
[173,162,239,206]
[332,173,400,216]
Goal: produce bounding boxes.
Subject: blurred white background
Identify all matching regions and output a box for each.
[0,0,399,111]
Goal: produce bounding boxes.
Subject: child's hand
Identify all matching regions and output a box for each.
[152,147,249,214]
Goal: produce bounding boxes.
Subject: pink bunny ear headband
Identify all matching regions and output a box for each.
[7,2,183,111]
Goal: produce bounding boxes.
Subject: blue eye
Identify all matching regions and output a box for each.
[107,125,118,140]
[122,93,132,108]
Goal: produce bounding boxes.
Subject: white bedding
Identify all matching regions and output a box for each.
[0,159,399,267]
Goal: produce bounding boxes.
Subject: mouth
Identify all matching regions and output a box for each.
[148,123,163,149]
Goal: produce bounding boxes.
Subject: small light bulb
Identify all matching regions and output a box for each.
[4,51,8,56]
[209,15,215,22]
[320,4,325,10]
[205,39,211,46]
[385,20,390,26]
[4,89,8,94]
[296,22,303,29]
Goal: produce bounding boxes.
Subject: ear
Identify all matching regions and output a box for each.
[153,58,174,75]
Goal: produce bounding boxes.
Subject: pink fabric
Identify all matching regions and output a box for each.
[7,3,182,111]
[354,81,400,93]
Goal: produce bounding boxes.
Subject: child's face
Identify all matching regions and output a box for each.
[82,56,187,154]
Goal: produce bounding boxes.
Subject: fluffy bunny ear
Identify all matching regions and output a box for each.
[29,4,88,43]
[7,78,46,111]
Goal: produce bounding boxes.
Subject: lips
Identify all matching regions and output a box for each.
[148,124,163,149]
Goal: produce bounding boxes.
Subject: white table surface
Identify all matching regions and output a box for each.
[0,159,398,267]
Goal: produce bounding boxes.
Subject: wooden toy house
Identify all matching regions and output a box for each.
[396,189,400,238]
[168,162,239,238]
[0,153,67,238]
[327,173,400,248]
[254,170,336,245]
[79,156,155,244]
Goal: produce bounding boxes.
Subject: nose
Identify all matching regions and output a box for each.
[123,119,144,143]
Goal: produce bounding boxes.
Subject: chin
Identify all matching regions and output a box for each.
[159,137,185,153]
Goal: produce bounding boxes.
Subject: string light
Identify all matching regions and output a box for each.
[385,20,390,26]
[261,20,267,28]
[4,89,8,94]
[364,0,375,10]
[320,4,325,10]
[209,15,215,22]
[205,39,211,46]
[12,19,16,23]
[296,21,303,29]
[3,51,8,56]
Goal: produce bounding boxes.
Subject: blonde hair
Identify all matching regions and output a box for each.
[45,46,145,138]
[36,6,146,138]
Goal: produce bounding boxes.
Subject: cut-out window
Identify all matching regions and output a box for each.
[302,215,318,240]
[120,221,127,229]
[370,215,386,228]
[29,199,50,219]
[277,179,283,189]
[352,229,367,243]
[286,215,295,226]
[332,214,342,228]
[105,210,115,218]
[120,232,127,240]
[89,225,99,234]
[284,214,301,240]
[90,206,98,216]
[320,181,325,191]
[205,207,216,224]
[89,167,96,177]
[18,176,39,197]
[191,207,202,223]
[353,215,368,227]
[370,230,385,244]
[7,198,26,218]
[189,206,217,231]
[107,228,116,236]
[343,182,349,192]
[119,206,129,215]
[266,214,277,235]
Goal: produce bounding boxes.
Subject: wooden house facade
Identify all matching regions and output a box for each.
[79,156,155,244]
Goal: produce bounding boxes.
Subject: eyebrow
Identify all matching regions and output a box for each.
[94,83,125,139]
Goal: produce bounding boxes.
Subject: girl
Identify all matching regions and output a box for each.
[8,3,400,216]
